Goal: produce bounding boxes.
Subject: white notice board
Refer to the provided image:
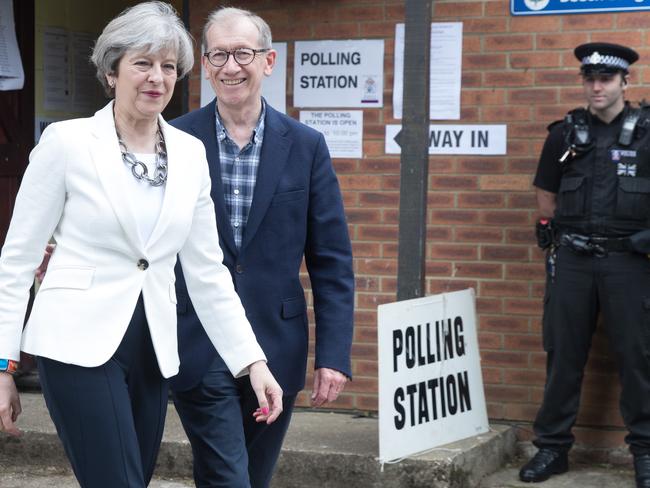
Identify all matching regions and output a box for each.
[378,289,489,463]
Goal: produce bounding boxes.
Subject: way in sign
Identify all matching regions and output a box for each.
[429,129,489,148]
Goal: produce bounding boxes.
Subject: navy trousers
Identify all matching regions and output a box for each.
[534,247,650,454]
[173,355,296,488]
[38,295,168,488]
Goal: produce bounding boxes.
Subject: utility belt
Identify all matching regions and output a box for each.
[557,233,631,257]
[536,219,650,257]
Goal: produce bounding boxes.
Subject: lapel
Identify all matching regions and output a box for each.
[89,102,144,254]
[240,105,292,251]
[186,100,238,256]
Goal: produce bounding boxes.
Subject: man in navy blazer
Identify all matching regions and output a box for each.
[169,7,354,488]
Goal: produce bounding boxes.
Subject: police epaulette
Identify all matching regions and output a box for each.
[546,119,562,132]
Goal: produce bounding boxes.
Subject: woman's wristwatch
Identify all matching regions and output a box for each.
[0,359,19,375]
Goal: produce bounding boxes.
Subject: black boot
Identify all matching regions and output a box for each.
[634,454,650,488]
[519,448,568,483]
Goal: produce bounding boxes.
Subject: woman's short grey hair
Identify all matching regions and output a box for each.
[91,1,194,96]
[202,7,272,51]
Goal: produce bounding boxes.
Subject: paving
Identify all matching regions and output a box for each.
[0,392,639,487]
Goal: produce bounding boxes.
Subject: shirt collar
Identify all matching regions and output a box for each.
[214,98,266,145]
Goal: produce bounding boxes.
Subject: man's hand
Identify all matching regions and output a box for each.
[311,367,347,407]
[35,244,56,282]
[0,372,21,437]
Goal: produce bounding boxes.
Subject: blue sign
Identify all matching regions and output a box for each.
[512,0,650,16]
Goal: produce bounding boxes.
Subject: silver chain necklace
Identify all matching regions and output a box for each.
[116,124,168,187]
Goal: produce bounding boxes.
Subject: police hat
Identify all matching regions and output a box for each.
[574,42,639,74]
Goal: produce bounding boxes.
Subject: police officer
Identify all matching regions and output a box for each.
[520,43,650,487]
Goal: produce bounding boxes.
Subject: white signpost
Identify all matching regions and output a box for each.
[378,289,489,463]
[385,124,507,155]
[293,39,384,108]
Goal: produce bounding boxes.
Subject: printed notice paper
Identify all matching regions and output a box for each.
[300,111,363,159]
[393,23,462,120]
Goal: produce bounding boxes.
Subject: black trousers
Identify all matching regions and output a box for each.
[173,355,296,488]
[38,295,168,487]
[534,246,650,454]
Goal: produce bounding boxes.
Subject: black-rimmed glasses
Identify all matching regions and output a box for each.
[203,48,270,67]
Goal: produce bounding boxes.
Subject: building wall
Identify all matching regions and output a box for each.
[187,0,650,456]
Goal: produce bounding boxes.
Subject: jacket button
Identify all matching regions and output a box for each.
[137,259,149,270]
[235,264,243,274]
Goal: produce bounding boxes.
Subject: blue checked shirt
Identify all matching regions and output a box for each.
[214,102,266,248]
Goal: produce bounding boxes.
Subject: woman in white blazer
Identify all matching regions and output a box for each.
[0,3,282,486]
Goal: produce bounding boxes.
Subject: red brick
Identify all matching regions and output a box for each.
[480,210,530,226]
[536,70,582,86]
[355,395,378,411]
[352,242,381,257]
[463,18,508,34]
[508,158,538,174]
[482,366,503,384]
[508,193,536,209]
[484,71,535,88]
[430,210,480,225]
[482,281,530,298]
[426,226,454,241]
[503,368,545,386]
[458,192,505,208]
[564,13,613,30]
[506,228,536,245]
[337,6,385,22]
[455,227,503,243]
[505,263,545,281]
[476,297,503,314]
[356,258,397,275]
[359,192,399,206]
[357,292,394,309]
[338,175,383,191]
[482,245,529,261]
[485,385,530,403]
[361,22,397,37]
[483,105,532,122]
[434,2,483,17]
[461,89,507,106]
[504,298,543,316]
[482,351,529,369]
[427,279,478,295]
[509,89,558,105]
[454,262,503,280]
[537,33,590,50]
[346,208,381,224]
[429,244,478,260]
[480,315,530,333]
[313,22,360,38]
[429,175,479,190]
[357,225,398,241]
[485,34,534,52]
[510,52,562,69]
[503,333,543,352]
[464,53,507,70]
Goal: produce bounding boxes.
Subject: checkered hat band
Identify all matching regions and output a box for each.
[581,55,629,70]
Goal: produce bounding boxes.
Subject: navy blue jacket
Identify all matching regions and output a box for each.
[169,100,354,395]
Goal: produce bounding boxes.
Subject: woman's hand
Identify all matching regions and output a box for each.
[0,372,21,436]
[248,360,283,424]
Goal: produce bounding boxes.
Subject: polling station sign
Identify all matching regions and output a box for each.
[293,39,384,108]
[511,0,650,15]
[378,289,489,463]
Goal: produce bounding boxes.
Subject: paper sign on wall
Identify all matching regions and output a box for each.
[385,124,507,155]
[299,110,363,159]
[378,289,489,463]
[294,39,384,108]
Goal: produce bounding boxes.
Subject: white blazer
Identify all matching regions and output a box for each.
[0,102,265,378]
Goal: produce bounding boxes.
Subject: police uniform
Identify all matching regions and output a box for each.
[522,43,650,486]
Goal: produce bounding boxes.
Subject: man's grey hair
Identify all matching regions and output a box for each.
[91,1,194,96]
[202,7,272,51]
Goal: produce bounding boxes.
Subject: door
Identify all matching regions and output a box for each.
[0,0,34,247]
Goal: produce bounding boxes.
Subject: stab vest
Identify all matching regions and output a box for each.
[553,104,650,236]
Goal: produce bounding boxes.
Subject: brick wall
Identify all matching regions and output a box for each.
[188,0,650,455]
